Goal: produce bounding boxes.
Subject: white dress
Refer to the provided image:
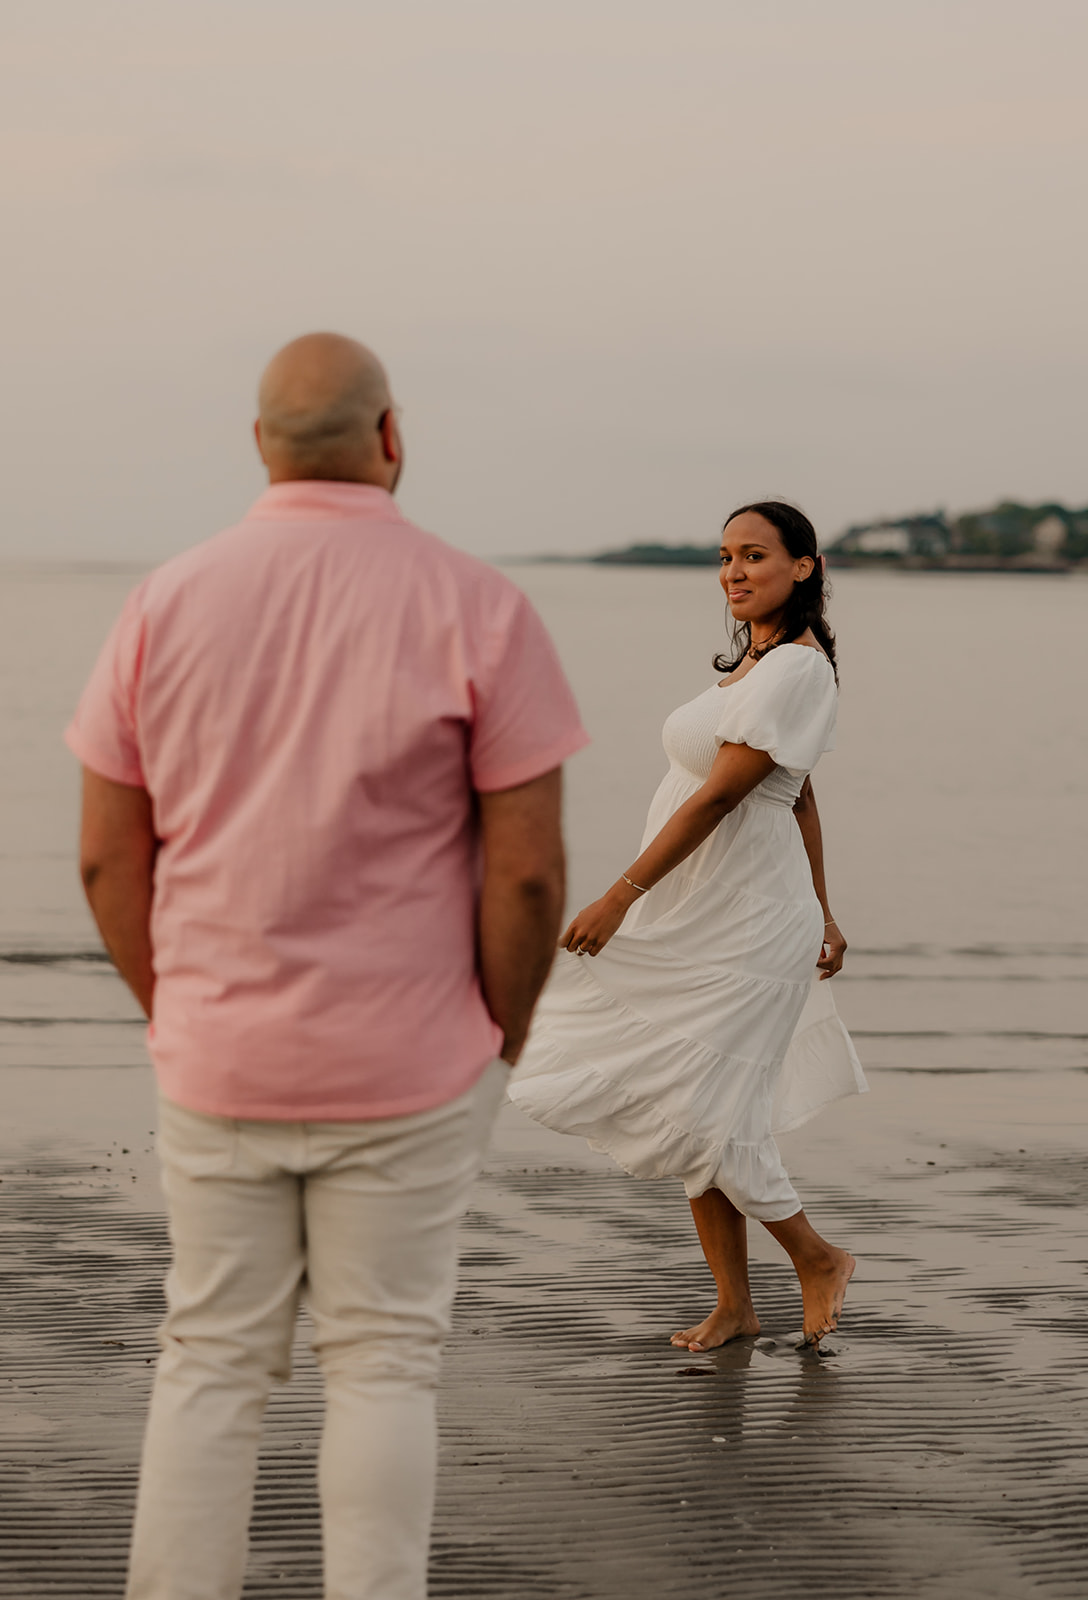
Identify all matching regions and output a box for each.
[507,644,868,1222]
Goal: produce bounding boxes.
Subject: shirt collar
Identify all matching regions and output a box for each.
[247,481,405,521]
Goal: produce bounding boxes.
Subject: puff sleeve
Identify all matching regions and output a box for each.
[714,646,837,777]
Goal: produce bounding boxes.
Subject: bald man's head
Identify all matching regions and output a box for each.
[255,333,402,489]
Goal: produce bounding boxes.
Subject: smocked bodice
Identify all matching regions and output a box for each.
[662,687,806,807]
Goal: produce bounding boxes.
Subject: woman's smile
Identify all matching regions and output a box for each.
[719,510,812,626]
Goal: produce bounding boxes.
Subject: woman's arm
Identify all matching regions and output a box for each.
[792,776,846,978]
[561,741,775,956]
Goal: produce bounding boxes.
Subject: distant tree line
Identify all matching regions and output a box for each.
[585,500,1088,570]
[590,543,720,566]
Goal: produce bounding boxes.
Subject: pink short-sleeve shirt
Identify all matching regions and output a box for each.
[65,483,589,1120]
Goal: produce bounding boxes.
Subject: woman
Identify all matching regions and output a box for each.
[508,502,867,1349]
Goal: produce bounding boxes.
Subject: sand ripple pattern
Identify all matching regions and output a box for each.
[2,1147,1088,1597]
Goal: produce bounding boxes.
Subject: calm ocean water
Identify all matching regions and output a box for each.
[1,563,1084,1073]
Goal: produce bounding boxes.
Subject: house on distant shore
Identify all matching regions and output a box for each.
[826,502,1087,570]
[849,526,913,556]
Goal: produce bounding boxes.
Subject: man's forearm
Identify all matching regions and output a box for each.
[78,772,159,1018]
[83,860,156,1017]
[475,768,566,1064]
[478,873,565,1065]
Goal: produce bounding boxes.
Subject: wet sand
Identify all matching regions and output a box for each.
[3,1056,1088,1599]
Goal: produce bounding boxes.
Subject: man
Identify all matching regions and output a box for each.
[65,333,589,1600]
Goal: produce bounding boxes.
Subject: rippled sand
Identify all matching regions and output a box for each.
[3,1053,1087,1598]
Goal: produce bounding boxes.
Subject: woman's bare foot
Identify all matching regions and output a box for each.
[798,1247,855,1344]
[670,1305,761,1352]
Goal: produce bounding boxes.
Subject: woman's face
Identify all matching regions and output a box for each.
[718,512,814,625]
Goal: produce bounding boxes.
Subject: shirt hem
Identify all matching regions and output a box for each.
[152,1053,501,1123]
[473,727,591,793]
[63,725,146,788]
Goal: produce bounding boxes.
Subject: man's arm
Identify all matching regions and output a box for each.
[477,768,566,1065]
[792,776,846,978]
[78,769,158,1018]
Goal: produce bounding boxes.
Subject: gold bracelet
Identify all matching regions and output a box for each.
[622,873,649,894]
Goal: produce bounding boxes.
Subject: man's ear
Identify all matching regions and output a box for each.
[378,408,402,465]
[253,419,267,464]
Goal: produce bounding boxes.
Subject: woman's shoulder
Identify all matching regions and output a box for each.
[754,641,835,685]
[718,642,837,774]
[780,635,833,665]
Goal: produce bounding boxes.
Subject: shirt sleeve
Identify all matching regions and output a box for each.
[469,588,590,792]
[63,586,149,787]
[715,646,837,777]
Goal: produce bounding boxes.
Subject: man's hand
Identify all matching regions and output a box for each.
[79,769,158,1017]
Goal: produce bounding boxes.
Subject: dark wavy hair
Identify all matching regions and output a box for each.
[713,500,838,681]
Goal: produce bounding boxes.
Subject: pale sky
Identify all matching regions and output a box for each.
[3,0,1086,562]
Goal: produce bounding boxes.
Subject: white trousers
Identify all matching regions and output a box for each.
[126,1060,508,1600]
